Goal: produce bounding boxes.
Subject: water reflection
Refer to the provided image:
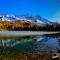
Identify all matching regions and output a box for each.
[0,35,59,52]
[0,35,45,47]
[0,34,60,60]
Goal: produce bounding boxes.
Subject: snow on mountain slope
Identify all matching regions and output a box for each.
[0,14,52,25]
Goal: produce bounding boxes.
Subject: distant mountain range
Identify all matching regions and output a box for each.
[0,14,60,31]
[0,14,53,25]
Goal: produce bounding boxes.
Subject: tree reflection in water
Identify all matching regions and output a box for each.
[0,34,59,60]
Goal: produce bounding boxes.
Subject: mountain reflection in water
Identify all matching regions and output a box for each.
[0,34,60,60]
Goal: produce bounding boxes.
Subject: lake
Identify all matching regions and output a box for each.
[0,33,60,60]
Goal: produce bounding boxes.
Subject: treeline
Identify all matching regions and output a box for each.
[0,20,60,31]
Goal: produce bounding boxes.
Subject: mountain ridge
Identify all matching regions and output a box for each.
[0,14,53,25]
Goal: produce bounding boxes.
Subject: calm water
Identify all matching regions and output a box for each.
[0,34,60,60]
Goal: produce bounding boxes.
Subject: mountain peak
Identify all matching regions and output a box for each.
[0,14,52,25]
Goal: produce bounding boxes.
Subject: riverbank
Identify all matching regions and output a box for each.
[0,31,59,36]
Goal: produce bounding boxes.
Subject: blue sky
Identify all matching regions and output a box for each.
[0,0,60,22]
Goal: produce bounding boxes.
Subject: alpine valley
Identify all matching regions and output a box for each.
[0,14,60,31]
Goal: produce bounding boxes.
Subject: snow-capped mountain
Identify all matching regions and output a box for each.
[0,14,52,25]
[0,14,16,22]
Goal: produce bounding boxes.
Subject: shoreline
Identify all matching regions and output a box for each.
[0,31,59,36]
